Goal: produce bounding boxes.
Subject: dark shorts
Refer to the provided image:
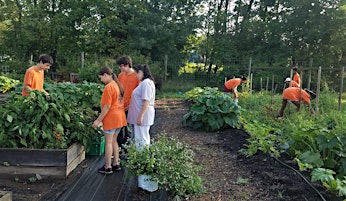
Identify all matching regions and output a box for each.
[224,85,234,93]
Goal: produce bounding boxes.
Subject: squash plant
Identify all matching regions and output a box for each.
[181,87,241,132]
[0,90,101,149]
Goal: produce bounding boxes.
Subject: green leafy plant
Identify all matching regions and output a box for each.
[122,133,203,197]
[182,87,241,132]
[240,91,346,198]
[0,90,101,149]
[0,75,19,93]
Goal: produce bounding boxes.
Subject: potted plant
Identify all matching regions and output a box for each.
[122,133,203,197]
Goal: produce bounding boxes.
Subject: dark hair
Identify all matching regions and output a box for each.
[116,55,132,68]
[241,76,247,81]
[98,66,124,98]
[133,64,155,82]
[39,54,53,65]
[292,67,298,71]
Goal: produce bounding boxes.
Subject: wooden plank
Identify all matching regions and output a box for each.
[0,148,67,166]
[0,165,65,177]
[66,143,85,166]
[66,151,85,177]
[0,191,12,201]
[0,143,85,178]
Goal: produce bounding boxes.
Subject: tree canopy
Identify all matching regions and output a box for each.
[0,0,345,75]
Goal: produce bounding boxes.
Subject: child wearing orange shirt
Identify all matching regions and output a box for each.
[278,87,316,117]
[22,54,53,96]
[284,77,300,88]
[224,76,247,103]
[116,55,139,153]
[92,67,127,175]
[292,67,301,87]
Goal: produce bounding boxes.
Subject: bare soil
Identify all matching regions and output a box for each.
[0,98,344,201]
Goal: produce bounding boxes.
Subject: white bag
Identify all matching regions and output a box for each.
[138,175,158,192]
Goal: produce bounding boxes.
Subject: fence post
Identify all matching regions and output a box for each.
[81,52,84,68]
[308,58,313,89]
[338,67,345,111]
[164,55,168,83]
[248,57,252,79]
[271,75,275,105]
[316,66,322,114]
[249,73,252,94]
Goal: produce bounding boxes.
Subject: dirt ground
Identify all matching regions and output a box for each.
[0,98,344,201]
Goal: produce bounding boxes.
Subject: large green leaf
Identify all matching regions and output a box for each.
[311,168,335,182]
[299,151,324,167]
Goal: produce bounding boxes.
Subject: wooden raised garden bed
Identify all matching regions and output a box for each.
[0,191,12,201]
[0,143,85,178]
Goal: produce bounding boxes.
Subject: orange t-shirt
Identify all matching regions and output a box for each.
[224,78,242,90]
[101,81,127,130]
[290,80,300,87]
[22,66,44,96]
[282,87,310,104]
[118,71,139,111]
[293,73,301,86]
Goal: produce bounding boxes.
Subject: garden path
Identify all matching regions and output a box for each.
[56,156,168,201]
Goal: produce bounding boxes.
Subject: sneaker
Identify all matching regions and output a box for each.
[112,164,121,171]
[98,166,113,174]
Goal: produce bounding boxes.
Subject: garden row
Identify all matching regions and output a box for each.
[182,86,346,198]
[0,76,204,198]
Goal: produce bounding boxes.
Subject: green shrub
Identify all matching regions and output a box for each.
[0,90,101,150]
[122,134,203,197]
[181,87,241,131]
[0,75,20,93]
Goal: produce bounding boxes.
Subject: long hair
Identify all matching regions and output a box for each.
[133,64,155,82]
[98,66,124,98]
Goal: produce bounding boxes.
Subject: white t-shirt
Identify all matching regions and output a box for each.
[127,78,155,126]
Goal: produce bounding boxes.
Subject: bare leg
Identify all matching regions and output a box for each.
[112,132,120,166]
[278,99,288,117]
[291,101,301,112]
[104,133,113,169]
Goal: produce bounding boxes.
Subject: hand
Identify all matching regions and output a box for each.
[92,120,101,128]
[137,118,143,126]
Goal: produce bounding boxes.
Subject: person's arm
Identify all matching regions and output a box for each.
[137,100,150,125]
[42,89,50,96]
[23,84,32,93]
[92,104,110,128]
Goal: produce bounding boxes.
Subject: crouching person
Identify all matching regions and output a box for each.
[278,87,316,117]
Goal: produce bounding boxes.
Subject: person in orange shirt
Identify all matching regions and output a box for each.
[284,77,300,88]
[22,54,53,96]
[292,67,301,87]
[224,76,247,103]
[278,87,316,117]
[116,55,139,152]
[92,67,127,175]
